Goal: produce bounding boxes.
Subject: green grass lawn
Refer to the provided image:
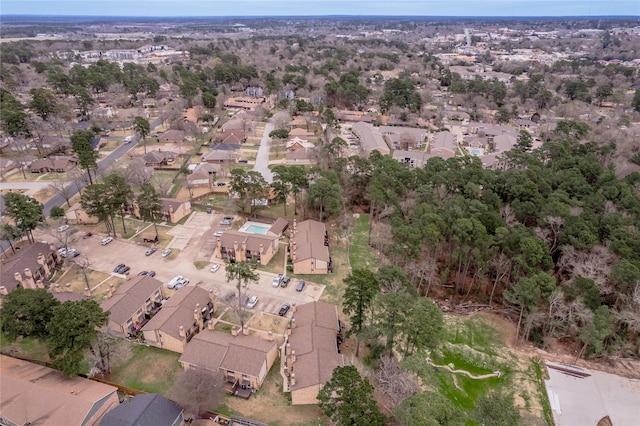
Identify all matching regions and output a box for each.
[109,345,182,396]
[349,214,379,271]
[0,334,50,363]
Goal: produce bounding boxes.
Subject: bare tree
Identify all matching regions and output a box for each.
[170,368,225,420]
[71,254,94,290]
[88,333,120,377]
[375,354,419,405]
[49,178,74,207]
[151,173,173,197]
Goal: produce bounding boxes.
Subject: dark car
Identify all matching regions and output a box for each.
[296,279,306,292]
[280,276,291,288]
[82,232,93,239]
[146,270,156,277]
[113,263,126,273]
[278,303,291,316]
[120,266,131,274]
[138,271,149,276]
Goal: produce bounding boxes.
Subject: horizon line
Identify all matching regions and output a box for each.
[2,14,639,18]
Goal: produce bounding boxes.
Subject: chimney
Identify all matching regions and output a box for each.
[36,280,44,289]
[55,284,62,293]
[292,251,296,262]
[286,325,292,336]
[84,287,92,297]
[0,286,8,296]
[194,304,201,321]
[242,325,249,336]
[291,303,296,313]
[65,283,72,293]
[291,318,296,329]
[37,253,50,276]
[285,343,291,355]
[179,325,187,348]
[290,373,296,387]
[13,272,24,288]
[194,308,204,332]
[106,283,114,298]
[268,331,274,341]
[23,268,36,289]
[231,326,239,336]
[233,241,239,255]
[258,244,263,256]
[207,319,215,330]
[291,350,296,364]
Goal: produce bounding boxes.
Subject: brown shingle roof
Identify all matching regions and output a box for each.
[0,355,118,426]
[218,231,278,254]
[288,302,343,391]
[291,220,329,263]
[179,330,276,378]
[268,218,289,236]
[101,276,163,325]
[0,242,55,292]
[142,286,211,340]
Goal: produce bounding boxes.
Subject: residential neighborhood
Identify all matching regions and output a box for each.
[1,11,640,426]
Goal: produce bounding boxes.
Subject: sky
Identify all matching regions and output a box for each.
[1,1,639,17]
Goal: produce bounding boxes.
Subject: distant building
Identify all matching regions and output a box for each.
[351,122,390,157]
[290,219,331,275]
[0,242,59,295]
[160,198,191,223]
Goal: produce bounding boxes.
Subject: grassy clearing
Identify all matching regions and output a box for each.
[55,265,111,293]
[255,243,286,275]
[405,315,518,418]
[109,344,181,396]
[0,334,50,362]
[349,214,379,271]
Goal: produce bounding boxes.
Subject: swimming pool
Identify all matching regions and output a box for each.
[470,148,482,156]
[240,222,271,235]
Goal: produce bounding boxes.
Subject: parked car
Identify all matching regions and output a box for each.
[223,215,234,221]
[167,275,189,289]
[296,279,306,292]
[82,232,93,239]
[278,303,291,316]
[206,207,212,214]
[138,271,149,276]
[210,263,220,273]
[281,276,291,288]
[219,220,231,226]
[146,270,156,277]
[145,247,157,256]
[272,274,283,287]
[246,296,259,309]
[213,231,224,237]
[57,224,69,233]
[216,182,227,186]
[124,135,133,143]
[120,266,130,274]
[101,237,113,245]
[113,263,126,273]
[57,247,68,257]
[161,248,172,257]
[65,249,80,258]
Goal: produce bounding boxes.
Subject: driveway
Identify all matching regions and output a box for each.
[253,121,274,183]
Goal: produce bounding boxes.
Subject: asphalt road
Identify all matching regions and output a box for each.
[253,121,275,183]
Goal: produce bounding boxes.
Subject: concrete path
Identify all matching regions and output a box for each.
[253,121,275,183]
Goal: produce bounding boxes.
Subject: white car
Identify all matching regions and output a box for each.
[161,249,172,257]
[272,274,283,287]
[213,231,223,238]
[57,225,70,233]
[101,237,113,245]
[210,264,220,273]
[246,296,259,309]
[124,135,133,143]
[167,275,189,289]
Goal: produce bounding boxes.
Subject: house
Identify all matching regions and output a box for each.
[187,163,223,188]
[65,202,100,225]
[467,122,518,138]
[143,150,178,168]
[288,128,314,140]
[202,143,241,164]
[29,155,78,173]
[492,133,517,153]
[0,242,59,295]
[289,116,308,130]
[393,149,434,169]
[223,97,266,111]
[286,302,344,405]
[290,219,330,275]
[210,130,246,144]
[161,198,191,223]
[158,130,185,144]
[100,393,183,426]
[214,230,280,266]
[0,355,120,426]
[429,131,457,159]
[285,147,316,164]
[101,275,165,338]
[179,328,278,395]
[379,125,428,150]
[335,110,377,123]
[351,121,390,157]
[0,157,15,177]
[142,286,216,353]
[286,137,314,152]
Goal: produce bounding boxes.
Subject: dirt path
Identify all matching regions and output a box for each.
[426,357,502,379]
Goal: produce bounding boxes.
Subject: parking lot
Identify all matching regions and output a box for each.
[45,212,324,318]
